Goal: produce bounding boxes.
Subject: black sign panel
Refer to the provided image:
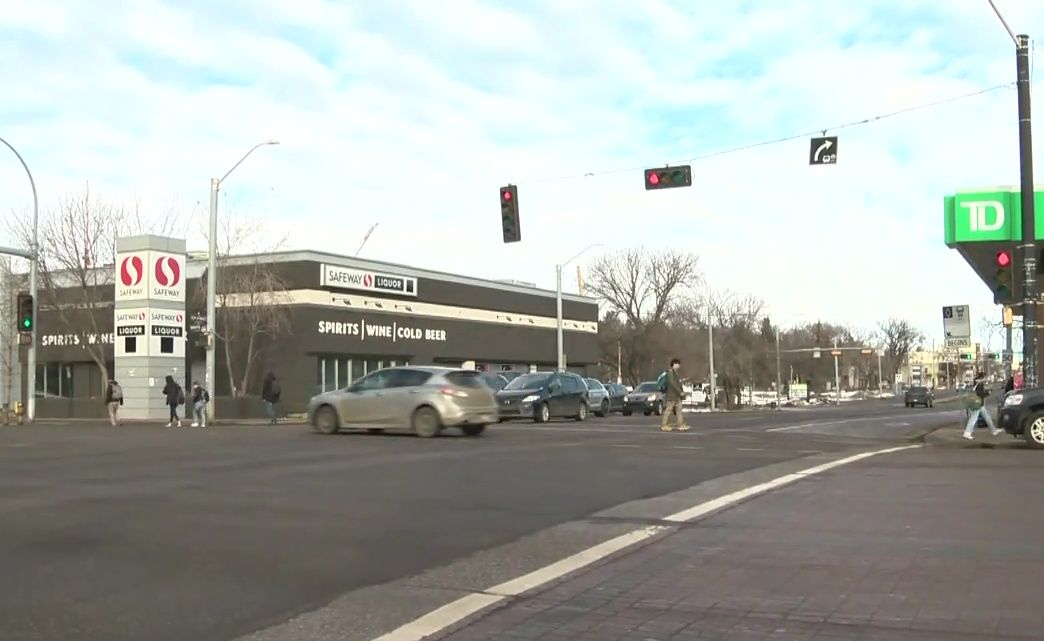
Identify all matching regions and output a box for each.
[151,325,184,337]
[809,136,838,165]
[117,325,146,336]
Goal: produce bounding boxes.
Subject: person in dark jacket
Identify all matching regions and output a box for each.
[104,379,124,426]
[162,374,183,428]
[261,371,281,424]
[661,358,689,432]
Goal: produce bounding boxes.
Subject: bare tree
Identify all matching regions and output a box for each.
[586,247,701,382]
[878,318,925,383]
[5,186,189,393]
[195,210,291,397]
[703,288,766,408]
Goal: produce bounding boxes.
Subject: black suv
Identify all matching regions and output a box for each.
[904,386,934,408]
[495,371,590,423]
[998,387,1044,448]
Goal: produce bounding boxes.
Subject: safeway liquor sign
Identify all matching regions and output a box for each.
[944,188,1044,243]
[320,264,418,297]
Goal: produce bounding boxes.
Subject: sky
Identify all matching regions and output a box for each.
[1,0,1043,350]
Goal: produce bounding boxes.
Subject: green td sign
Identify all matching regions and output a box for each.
[944,188,1044,243]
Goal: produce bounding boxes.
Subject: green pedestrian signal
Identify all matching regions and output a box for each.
[16,293,33,332]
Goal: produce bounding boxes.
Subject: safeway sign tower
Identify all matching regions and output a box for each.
[113,235,187,419]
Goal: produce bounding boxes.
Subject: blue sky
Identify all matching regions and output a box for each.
[1,0,1043,348]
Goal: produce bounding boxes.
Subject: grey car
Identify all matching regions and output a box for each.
[584,378,612,417]
[308,366,498,437]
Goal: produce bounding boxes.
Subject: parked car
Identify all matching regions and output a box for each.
[495,371,589,423]
[904,385,934,408]
[624,381,664,416]
[500,371,526,383]
[998,387,1044,447]
[584,378,612,416]
[604,383,628,413]
[308,367,497,437]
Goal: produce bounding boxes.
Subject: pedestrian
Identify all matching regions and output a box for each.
[191,381,210,428]
[659,358,689,432]
[964,371,1001,441]
[162,374,184,428]
[1005,375,1015,395]
[262,371,281,425]
[104,379,124,426]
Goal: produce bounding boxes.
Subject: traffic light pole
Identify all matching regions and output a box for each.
[1015,34,1038,389]
[0,136,38,423]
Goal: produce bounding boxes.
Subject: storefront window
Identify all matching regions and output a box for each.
[35,363,74,398]
[316,355,411,392]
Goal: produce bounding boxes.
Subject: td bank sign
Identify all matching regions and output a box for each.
[945,189,1044,243]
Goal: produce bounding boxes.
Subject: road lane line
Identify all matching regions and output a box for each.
[765,412,938,432]
[367,443,921,641]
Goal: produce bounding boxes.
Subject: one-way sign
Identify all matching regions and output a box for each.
[809,136,838,165]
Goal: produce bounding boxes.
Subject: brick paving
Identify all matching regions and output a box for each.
[435,447,1044,640]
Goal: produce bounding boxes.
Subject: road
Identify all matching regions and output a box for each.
[0,400,959,641]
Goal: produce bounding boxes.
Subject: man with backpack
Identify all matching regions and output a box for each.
[964,371,1002,441]
[658,358,689,432]
[262,371,281,425]
[162,375,184,428]
[104,379,124,426]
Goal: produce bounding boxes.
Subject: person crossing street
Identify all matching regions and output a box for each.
[660,358,689,432]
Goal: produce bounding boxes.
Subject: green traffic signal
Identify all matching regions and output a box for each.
[16,293,33,332]
[22,317,30,329]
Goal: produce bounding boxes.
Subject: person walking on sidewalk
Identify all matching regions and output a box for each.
[162,375,184,428]
[104,379,124,426]
[262,371,281,425]
[964,371,1001,441]
[659,358,689,432]
[190,381,210,428]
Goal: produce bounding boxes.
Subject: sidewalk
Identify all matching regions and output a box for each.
[433,446,1044,641]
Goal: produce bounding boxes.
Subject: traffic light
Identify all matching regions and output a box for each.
[500,185,520,243]
[993,249,1013,303]
[1003,306,1013,327]
[644,165,692,190]
[16,293,32,332]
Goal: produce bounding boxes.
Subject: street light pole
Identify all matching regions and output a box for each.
[708,321,716,411]
[775,328,782,408]
[205,140,279,423]
[0,136,38,422]
[554,244,602,371]
[833,338,841,406]
[877,349,884,393]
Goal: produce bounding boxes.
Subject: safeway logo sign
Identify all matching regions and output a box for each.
[120,256,144,286]
[115,251,148,301]
[154,256,181,287]
[150,253,185,302]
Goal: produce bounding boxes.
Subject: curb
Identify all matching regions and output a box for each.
[923,425,1024,449]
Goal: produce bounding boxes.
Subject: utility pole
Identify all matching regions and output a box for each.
[877,350,884,394]
[775,327,782,408]
[833,338,841,406]
[708,322,716,411]
[616,339,622,384]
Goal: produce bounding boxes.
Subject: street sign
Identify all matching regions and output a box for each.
[860,348,873,355]
[812,350,821,359]
[830,350,842,356]
[809,136,837,165]
[942,304,971,340]
[1003,351,1014,363]
[945,337,971,348]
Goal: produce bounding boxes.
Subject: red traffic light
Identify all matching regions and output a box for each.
[501,190,512,201]
[647,173,660,185]
[996,250,1012,267]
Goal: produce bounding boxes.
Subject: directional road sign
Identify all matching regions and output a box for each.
[942,304,971,340]
[809,136,838,165]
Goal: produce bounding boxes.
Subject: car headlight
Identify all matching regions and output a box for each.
[1004,393,1024,407]
[521,395,540,403]
[647,395,658,401]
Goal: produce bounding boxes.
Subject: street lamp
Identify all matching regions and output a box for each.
[774,313,806,409]
[0,136,38,422]
[556,243,602,370]
[205,140,279,423]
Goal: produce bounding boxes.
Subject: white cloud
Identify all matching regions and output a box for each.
[1,0,1043,349]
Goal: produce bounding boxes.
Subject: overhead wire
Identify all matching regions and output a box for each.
[516,82,1015,186]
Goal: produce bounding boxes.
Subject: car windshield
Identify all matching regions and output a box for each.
[635,383,658,393]
[504,373,550,390]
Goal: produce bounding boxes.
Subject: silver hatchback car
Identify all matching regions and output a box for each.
[308,366,498,437]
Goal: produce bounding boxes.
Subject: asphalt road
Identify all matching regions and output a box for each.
[0,400,960,641]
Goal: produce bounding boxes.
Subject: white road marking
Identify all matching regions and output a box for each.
[367,443,922,641]
[735,447,765,452]
[884,422,911,427]
[609,444,641,448]
[765,412,933,432]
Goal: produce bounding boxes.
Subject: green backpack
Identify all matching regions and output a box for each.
[657,371,668,393]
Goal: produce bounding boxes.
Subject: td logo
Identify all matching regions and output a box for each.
[154,256,182,287]
[960,200,1005,233]
[119,256,144,287]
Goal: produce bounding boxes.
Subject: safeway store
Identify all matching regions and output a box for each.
[23,250,600,418]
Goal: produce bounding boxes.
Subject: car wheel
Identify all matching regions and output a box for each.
[1024,412,1044,449]
[412,406,443,438]
[622,409,632,416]
[575,402,588,422]
[535,403,550,423]
[313,406,340,435]
[643,410,651,416]
[462,425,486,437]
[597,400,609,417]
[654,402,663,416]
